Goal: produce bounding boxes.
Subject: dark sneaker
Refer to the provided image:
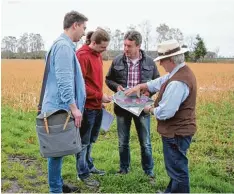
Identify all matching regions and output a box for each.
[90,167,105,176]
[62,183,80,193]
[116,169,128,175]
[146,172,156,185]
[146,172,155,178]
[81,177,100,187]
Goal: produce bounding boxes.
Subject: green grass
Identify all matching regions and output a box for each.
[1,93,234,193]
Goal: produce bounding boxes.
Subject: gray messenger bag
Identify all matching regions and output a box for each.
[36,51,82,158]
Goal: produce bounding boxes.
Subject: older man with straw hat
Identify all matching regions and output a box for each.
[125,39,197,193]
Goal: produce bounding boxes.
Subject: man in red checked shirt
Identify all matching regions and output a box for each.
[105,30,160,181]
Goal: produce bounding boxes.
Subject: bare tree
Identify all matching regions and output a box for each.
[9,36,17,53]
[17,33,29,59]
[127,24,137,31]
[1,36,17,58]
[184,35,196,52]
[214,47,220,58]
[1,36,10,51]
[2,33,45,59]
[29,33,35,53]
[1,36,11,58]
[156,23,170,43]
[29,33,44,58]
[156,23,184,45]
[168,28,183,45]
[102,26,113,50]
[113,29,124,51]
[139,20,152,51]
[34,34,44,51]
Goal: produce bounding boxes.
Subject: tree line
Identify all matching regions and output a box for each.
[1,22,212,62]
[1,33,45,59]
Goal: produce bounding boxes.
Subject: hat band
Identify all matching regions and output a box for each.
[158,47,180,56]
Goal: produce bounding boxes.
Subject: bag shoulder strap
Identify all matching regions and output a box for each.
[37,50,52,115]
[37,45,77,115]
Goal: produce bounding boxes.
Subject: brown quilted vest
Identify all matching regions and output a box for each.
[154,65,197,137]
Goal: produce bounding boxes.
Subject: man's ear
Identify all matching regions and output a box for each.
[92,41,97,47]
[72,22,78,30]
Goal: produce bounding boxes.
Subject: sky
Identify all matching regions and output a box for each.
[1,0,234,57]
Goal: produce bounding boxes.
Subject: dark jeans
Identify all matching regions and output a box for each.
[76,109,103,179]
[117,113,154,175]
[162,135,192,193]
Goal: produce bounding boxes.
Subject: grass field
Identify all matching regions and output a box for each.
[1,59,234,193]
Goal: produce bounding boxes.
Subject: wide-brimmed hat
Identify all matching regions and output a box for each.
[154,39,188,61]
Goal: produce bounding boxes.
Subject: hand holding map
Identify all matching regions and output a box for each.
[124,85,141,97]
[113,90,154,116]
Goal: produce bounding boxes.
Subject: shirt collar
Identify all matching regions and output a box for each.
[169,62,185,79]
[126,52,142,63]
[60,33,76,51]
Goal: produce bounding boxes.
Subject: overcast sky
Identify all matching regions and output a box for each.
[1,0,234,56]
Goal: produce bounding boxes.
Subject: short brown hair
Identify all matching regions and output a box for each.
[63,11,88,29]
[86,28,110,45]
[124,30,142,46]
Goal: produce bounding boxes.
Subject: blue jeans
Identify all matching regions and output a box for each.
[76,109,103,179]
[48,157,63,193]
[162,135,192,193]
[117,114,154,174]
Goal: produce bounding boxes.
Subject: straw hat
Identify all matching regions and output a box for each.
[154,39,188,61]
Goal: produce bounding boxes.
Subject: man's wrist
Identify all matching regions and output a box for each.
[138,84,142,90]
[149,107,154,115]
